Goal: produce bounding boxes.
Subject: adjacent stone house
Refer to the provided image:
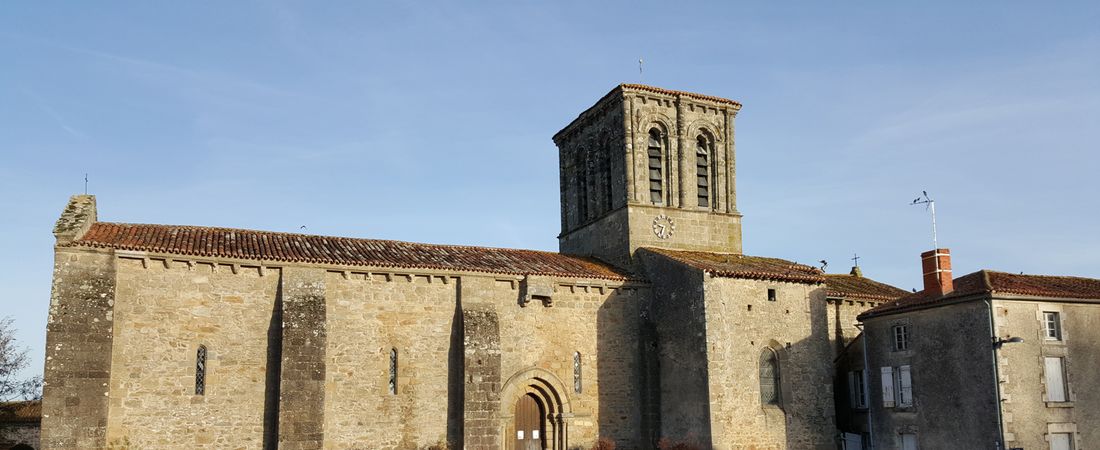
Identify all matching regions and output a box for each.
[848,249,1100,450]
[40,84,907,449]
[0,401,41,449]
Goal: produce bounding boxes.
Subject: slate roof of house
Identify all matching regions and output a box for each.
[825,273,908,301]
[0,401,41,423]
[67,222,633,281]
[642,248,825,284]
[859,270,1100,319]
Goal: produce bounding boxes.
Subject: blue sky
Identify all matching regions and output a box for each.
[2,2,1099,381]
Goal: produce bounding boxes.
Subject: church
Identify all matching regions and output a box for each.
[39,84,902,449]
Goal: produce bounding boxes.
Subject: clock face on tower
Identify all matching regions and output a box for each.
[652,214,675,239]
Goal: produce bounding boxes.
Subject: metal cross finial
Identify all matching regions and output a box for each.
[639,58,644,77]
[852,253,860,267]
[84,173,88,195]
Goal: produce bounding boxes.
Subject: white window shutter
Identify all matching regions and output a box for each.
[1045,357,1066,402]
[881,366,895,407]
[899,365,913,407]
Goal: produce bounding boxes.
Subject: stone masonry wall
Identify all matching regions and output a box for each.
[494,277,646,449]
[41,247,116,450]
[106,256,279,449]
[279,267,327,449]
[704,278,836,450]
[863,301,1000,449]
[48,246,649,450]
[993,299,1100,450]
[322,270,458,449]
[637,250,710,447]
[826,298,880,358]
[556,87,743,266]
[1,423,41,449]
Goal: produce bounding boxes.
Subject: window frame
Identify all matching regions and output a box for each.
[759,348,781,407]
[695,134,711,208]
[389,348,399,395]
[848,370,868,409]
[892,324,910,351]
[1044,311,1063,341]
[573,351,583,394]
[647,128,665,205]
[195,345,207,396]
[1045,356,1068,403]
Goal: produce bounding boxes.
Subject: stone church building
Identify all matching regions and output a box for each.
[40,84,901,449]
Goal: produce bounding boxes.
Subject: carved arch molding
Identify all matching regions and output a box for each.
[499,367,574,450]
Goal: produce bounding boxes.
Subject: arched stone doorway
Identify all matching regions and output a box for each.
[500,367,573,450]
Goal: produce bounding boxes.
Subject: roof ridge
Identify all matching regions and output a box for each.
[90,221,567,256]
[618,83,742,107]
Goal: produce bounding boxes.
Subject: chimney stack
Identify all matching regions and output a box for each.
[920,248,952,296]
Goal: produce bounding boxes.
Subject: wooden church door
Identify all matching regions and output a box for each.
[514,394,545,450]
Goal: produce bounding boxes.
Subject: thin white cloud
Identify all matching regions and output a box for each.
[20,88,87,140]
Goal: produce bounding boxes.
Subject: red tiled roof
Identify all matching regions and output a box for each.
[985,271,1100,299]
[0,401,41,423]
[825,274,908,301]
[643,248,825,284]
[68,223,632,281]
[860,270,1100,319]
[619,84,742,107]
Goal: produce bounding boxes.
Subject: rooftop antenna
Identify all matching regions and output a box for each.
[910,190,938,250]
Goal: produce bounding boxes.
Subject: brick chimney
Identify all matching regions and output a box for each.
[920,248,952,296]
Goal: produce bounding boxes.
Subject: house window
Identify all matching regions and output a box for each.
[767,288,777,302]
[648,129,664,204]
[880,365,914,408]
[389,348,398,395]
[696,135,710,208]
[1045,357,1068,402]
[1050,432,1074,450]
[893,325,910,351]
[759,349,780,405]
[898,365,913,407]
[900,433,918,450]
[848,370,868,409]
[573,351,582,394]
[195,345,207,396]
[1044,312,1062,341]
[576,148,589,222]
[880,366,895,407]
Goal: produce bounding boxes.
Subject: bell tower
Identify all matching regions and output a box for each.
[553,84,743,268]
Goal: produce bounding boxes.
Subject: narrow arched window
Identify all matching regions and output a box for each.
[760,349,780,405]
[576,148,589,222]
[574,351,583,394]
[648,129,664,204]
[696,135,710,208]
[195,345,207,396]
[389,348,398,395]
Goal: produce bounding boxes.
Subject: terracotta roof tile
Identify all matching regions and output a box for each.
[860,270,1100,319]
[642,248,825,284]
[619,84,742,107]
[68,223,633,281]
[985,271,1100,299]
[825,274,908,301]
[0,401,41,423]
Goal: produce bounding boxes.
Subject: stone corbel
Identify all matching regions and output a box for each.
[519,275,554,307]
